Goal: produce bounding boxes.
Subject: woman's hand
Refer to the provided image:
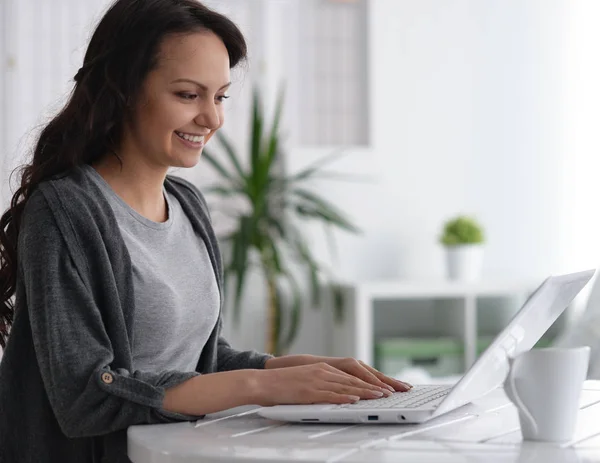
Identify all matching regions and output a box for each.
[252,362,397,406]
[325,357,412,392]
[264,354,412,394]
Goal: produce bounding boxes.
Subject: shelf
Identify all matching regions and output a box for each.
[333,279,542,299]
[327,279,540,369]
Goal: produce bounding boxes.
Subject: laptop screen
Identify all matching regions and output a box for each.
[434,269,595,416]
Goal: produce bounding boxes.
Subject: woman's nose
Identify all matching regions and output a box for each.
[195,102,221,130]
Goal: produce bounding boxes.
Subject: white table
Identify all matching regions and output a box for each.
[128,380,600,462]
[328,279,540,369]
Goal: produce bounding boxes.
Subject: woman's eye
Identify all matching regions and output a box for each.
[216,95,230,103]
[177,92,198,100]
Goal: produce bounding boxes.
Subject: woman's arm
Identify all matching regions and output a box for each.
[20,191,203,438]
[162,370,256,415]
[162,362,396,415]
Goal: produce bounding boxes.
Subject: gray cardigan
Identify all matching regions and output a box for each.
[0,166,272,463]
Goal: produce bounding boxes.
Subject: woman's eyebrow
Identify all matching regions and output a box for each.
[170,78,231,91]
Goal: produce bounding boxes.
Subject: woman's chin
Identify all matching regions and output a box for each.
[171,150,204,169]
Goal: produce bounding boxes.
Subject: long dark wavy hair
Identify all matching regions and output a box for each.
[0,0,247,348]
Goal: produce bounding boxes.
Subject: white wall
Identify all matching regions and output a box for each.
[3,1,600,357]
[286,0,594,354]
[290,0,573,283]
[560,0,600,276]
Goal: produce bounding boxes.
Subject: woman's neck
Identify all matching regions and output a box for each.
[90,154,169,223]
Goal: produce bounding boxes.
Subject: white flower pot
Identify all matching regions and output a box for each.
[445,244,484,281]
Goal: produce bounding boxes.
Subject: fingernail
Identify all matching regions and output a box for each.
[369,391,384,398]
[348,395,360,402]
[381,388,392,396]
[386,385,395,392]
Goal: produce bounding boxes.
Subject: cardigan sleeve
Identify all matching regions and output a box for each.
[215,320,273,372]
[18,191,202,438]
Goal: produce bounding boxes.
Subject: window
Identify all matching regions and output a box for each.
[292,0,369,147]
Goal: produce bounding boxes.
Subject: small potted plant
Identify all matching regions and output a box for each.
[439,215,485,281]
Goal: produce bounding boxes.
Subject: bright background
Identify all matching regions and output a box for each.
[2,0,600,366]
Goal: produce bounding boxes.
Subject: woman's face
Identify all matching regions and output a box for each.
[126,31,231,169]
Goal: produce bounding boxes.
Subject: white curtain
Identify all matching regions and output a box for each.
[1,0,116,210]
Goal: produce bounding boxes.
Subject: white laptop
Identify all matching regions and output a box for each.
[258,269,595,424]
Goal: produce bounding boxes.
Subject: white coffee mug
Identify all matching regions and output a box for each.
[503,346,590,443]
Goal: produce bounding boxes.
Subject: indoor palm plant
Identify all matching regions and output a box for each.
[439,215,485,281]
[202,88,360,355]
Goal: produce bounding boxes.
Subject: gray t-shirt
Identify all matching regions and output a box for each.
[82,164,219,372]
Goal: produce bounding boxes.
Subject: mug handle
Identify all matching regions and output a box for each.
[506,355,538,436]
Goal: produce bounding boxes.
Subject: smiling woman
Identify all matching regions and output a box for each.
[0,1,409,462]
[99,31,232,174]
[88,30,235,221]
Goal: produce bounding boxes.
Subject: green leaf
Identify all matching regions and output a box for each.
[323,222,339,266]
[278,272,302,354]
[202,148,241,188]
[268,276,282,355]
[266,238,283,274]
[295,170,376,184]
[250,89,264,194]
[262,86,285,185]
[267,216,286,240]
[215,131,247,181]
[293,188,360,233]
[332,283,346,324]
[289,227,321,307]
[288,149,346,182]
[295,204,359,233]
[204,184,245,197]
[229,215,254,324]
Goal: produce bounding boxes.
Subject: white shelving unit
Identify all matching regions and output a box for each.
[327,279,541,369]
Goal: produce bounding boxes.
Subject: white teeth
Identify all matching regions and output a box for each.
[176,131,204,143]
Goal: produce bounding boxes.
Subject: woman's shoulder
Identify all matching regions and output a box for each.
[19,166,125,274]
[43,164,101,197]
[21,166,117,241]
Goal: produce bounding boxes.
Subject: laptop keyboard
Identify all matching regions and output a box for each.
[336,385,451,409]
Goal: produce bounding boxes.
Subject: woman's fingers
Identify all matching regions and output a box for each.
[322,367,393,396]
[319,383,387,400]
[346,364,396,392]
[331,372,393,396]
[331,358,409,392]
[359,361,412,391]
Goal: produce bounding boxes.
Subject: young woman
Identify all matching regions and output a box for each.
[0,1,410,461]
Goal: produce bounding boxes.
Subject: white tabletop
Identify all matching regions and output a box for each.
[128,380,600,462]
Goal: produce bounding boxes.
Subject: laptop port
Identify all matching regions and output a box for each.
[367,415,379,421]
[301,418,319,422]
[399,415,406,421]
